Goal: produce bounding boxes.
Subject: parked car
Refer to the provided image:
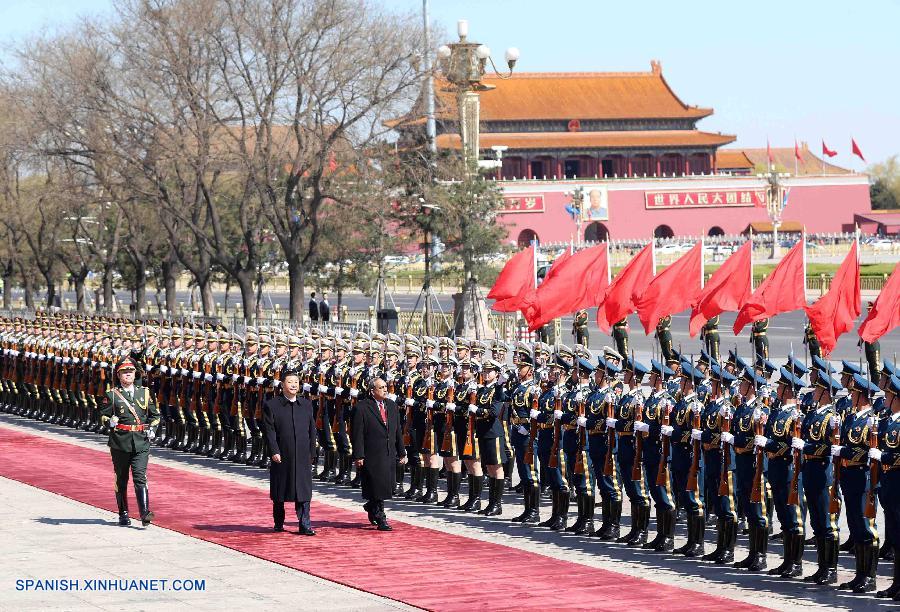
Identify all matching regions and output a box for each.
[871,239,894,251]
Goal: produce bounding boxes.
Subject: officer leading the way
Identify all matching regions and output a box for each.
[100,357,160,527]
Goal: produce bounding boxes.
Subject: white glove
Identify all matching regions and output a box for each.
[869,448,883,462]
[147,429,155,441]
[145,364,152,372]
[387,393,398,402]
[754,435,769,448]
[243,376,252,384]
[318,363,328,373]
[204,373,213,382]
[831,445,843,457]
[553,409,563,420]
[109,415,119,428]
[721,432,735,445]
[332,386,342,395]
[350,388,360,398]
[633,421,650,434]
[160,365,168,373]
[468,404,478,414]
[272,380,281,388]
[302,383,312,392]
[606,417,618,429]
[577,416,588,428]
[791,437,805,450]
[529,409,540,419]
[468,382,478,393]
[661,425,674,437]
[190,371,200,379]
[100,362,108,368]
[62,357,70,364]
[829,415,840,428]
[446,402,456,412]
[180,368,188,376]
[216,373,225,381]
[517,425,529,436]
[38,355,45,361]
[718,405,730,417]
[691,429,703,441]
[426,400,435,409]
[256,376,266,385]
[319,386,330,395]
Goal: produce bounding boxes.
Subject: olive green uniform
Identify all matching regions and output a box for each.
[612,319,629,358]
[572,310,589,346]
[700,315,720,362]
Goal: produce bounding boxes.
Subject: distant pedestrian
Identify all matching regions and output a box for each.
[319,293,331,323]
[308,291,318,323]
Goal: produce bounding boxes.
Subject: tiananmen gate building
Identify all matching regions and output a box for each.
[391,61,872,245]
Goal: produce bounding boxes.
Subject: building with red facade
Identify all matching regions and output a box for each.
[392,62,872,244]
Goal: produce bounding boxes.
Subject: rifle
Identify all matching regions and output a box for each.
[211,358,223,417]
[190,358,203,414]
[314,370,326,430]
[750,403,766,503]
[828,412,843,514]
[718,404,733,496]
[787,409,802,506]
[865,417,880,519]
[547,392,562,468]
[603,392,616,477]
[686,396,703,492]
[332,367,353,434]
[524,393,539,465]
[574,394,587,474]
[656,401,673,487]
[632,393,645,481]
[462,378,478,457]
[402,375,414,446]
[421,380,436,454]
[440,375,458,453]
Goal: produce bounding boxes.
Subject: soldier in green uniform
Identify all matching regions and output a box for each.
[700,315,721,363]
[612,318,629,359]
[752,318,769,361]
[572,309,589,347]
[803,321,822,359]
[100,357,160,527]
[861,303,882,384]
[655,315,674,362]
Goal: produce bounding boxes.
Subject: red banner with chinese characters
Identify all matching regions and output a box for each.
[501,194,545,214]
[645,189,765,209]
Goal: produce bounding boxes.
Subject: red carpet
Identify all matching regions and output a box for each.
[0,425,767,611]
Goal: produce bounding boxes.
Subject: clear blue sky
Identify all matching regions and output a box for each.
[3,0,898,170]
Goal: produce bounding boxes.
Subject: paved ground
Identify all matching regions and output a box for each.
[2,413,897,611]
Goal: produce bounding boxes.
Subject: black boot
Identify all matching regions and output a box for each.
[735,524,758,568]
[597,498,620,540]
[418,468,439,504]
[617,503,641,544]
[441,472,461,509]
[575,494,595,535]
[566,493,586,533]
[627,505,650,547]
[521,486,540,524]
[394,464,405,496]
[877,551,900,598]
[651,507,675,552]
[511,484,532,522]
[685,514,706,558]
[881,539,895,561]
[718,519,737,564]
[592,497,610,538]
[481,477,504,517]
[538,490,559,528]
[852,542,878,594]
[460,474,483,512]
[804,536,828,583]
[674,514,696,555]
[405,465,422,500]
[770,530,795,576]
[748,523,768,571]
[703,518,727,562]
[840,535,854,552]
[115,490,131,526]
[782,532,805,578]
[317,450,334,480]
[644,507,667,550]
[814,538,839,585]
[333,454,351,485]
[839,543,866,590]
[550,491,570,531]
[134,486,154,527]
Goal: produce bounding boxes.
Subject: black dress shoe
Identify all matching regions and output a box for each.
[298,526,317,536]
[376,521,393,531]
[274,525,285,532]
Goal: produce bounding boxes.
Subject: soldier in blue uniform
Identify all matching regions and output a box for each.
[675,363,709,557]
[612,358,651,545]
[639,360,678,552]
[412,356,439,503]
[793,369,842,585]
[585,358,622,539]
[873,375,900,600]
[755,367,806,577]
[472,359,507,517]
[536,358,570,530]
[832,372,881,593]
[507,346,541,523]
[99,357,160,527]
[562,357,596,535]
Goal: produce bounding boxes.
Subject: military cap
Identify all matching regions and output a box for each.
[841,360,862,376]
[274,334,288,347]
[889,375,900,396]
[422,354,440,367]
[681,363,706,385]
[785,355,810,376]
[851,372,878,396]
[282,367,301,380]
[553,355,571,372]
[309,327,322,339]
[470,341,487,355]
[354,331,371,341]
[516,354,537,368]
[557,344,574,360]
[403,333,420,347]
[883,361,898,378]
[815,370,842,393]
[574,344,592,361]
[756,357,777,376]
[512,341,532,361]
[385,342,401,357]
[352,340,370,353]
[115,357,137,373]
[334,338,350,353]
[602,346,623,362]
[288,335,302,348]
[482,358,503,371]
[231,333,244,343]
[371,332,386,343]
[319,338,335,351]
[597,356,620,376]
[698,348,717,367]
[811,355,835,373]
[423,337,438,350]
[440,355,459,367]
[300,336,316,350]
[245,332,258,343]
[259,335,273,348]
[710,363,737,384]
[534,342,553,357]
[492,339,509,353]
[777,367,804,392]
[625,358,650,378]
[575,357,595,374]
[405,345,422,358]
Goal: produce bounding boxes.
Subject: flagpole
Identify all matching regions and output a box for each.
[802,226,807,303]
[749,227,754,290]
[532,239,538,290]
[700,237,705,289]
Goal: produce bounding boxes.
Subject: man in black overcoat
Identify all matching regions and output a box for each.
[352,377,407,531]
[263,369,317,535]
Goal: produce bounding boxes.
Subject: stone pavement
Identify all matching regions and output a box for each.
[1,413,896,612]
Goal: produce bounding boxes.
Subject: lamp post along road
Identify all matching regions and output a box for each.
[762,170,788,259]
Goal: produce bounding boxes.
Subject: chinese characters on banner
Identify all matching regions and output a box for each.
[645,190,766,209]
[501,194,545,213]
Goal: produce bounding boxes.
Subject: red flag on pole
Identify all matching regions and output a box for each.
[851,138,866,162]
[794,141,803,162]
[767,140,774,165]
[733,236,806,335]
[515,247,572,316]
[523,244,609,331]
[804,241,860,356]
[488,244,534,312]
[822,140,837,157]
[689,241,753,337]
[596,243,655,333]
[858,261,900,343]
[635,242,703,335]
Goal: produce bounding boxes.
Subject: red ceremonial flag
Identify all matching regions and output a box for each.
[523,244,609,331]
[516,247,572,316]
[794,141,803,162]
[635,242,703,335]
[804,241,860,356]
[858,261,900,343]
[488,244,534,312]
[733,236,806,335]
[689,241,753,337]
[766,140,774,165]
[822,140,837,158]
[597,243,655,333]
[851,138,866,162]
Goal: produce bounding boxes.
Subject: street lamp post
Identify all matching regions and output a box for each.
[761,170,788,258]
[436,20,519,174]
[564,186,585,245]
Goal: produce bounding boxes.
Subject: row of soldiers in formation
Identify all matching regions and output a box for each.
[1,312,899,599]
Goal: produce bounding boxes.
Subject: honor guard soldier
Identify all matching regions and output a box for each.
[456,358,484,512]
[572,309,589,346]
[803,321,822,359]
[756,367,807,577]
[535,356,570,529]
[641,360,678,552]
[507,345,541,523]
[412,355,439,503]
[751,318,769,360]
[435,354,462,507]
[655,315,674,363]
[472,359,508,517]
[585,357,622,539]
[613,358,652,546]
[700,315,721,363]
[873,375,900,600]
[793,369,842,585]
[558,357,593,536]
[832,373,881,593]
[100,358,160,527]
[676,363,710,558]
[861,303,882,384]
[611,318,629,358]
